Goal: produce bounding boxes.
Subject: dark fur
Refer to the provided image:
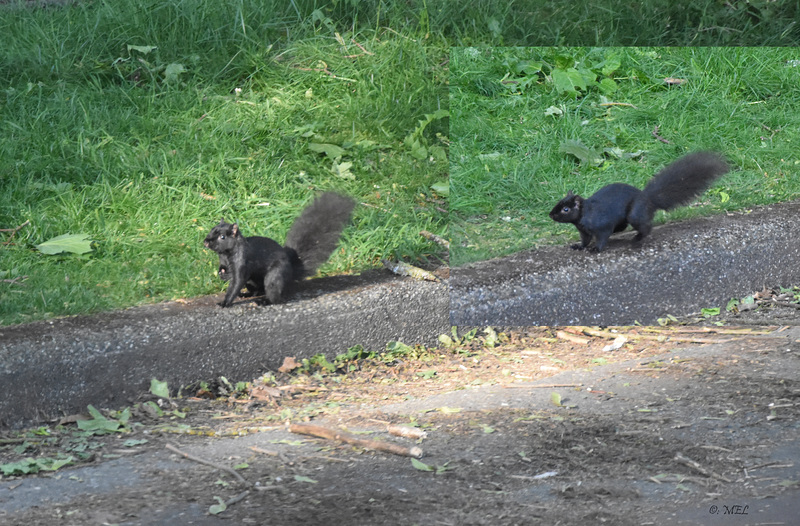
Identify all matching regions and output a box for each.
[204,192,355,307]
[549,152,729,252]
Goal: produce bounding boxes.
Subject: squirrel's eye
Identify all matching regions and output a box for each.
[220,235,225,239]
[562,207,570,213]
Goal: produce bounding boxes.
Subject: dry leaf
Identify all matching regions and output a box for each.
[250,385,282,401]
[279,356,301,373]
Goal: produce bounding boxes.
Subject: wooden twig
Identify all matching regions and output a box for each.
[599,102,638,109]
[502,383,583,389]
[359,201,391,213]
[382,259,440,282]
[166,443,247,484]
[674,453,732,483]
[652,125,670,144]
[641,327,775,336]
[225,490,250,506]
[555,330,591,345]
[420,230,450,249]
[289,423,423,458]
[0,219,30,234]
[1,276,27,286]
[350,38,374,55]
[387,424,427,440]
[1,220,30,245]
[291,65,357,82]
[577,326,736,344]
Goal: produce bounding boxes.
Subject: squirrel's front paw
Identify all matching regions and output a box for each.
[570,243,587,250]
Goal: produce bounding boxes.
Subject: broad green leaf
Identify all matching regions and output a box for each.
[386,341,414,355]
[164,63,186,83]
[77,405,122,434]
[430,181,449,197]
[726,298,739,312]
[127,45,157,54]
[407,138,428,160]
[331,161,355,180]
[209,496,227,515]
[600,56,621,76]
[142,400,163,417]
[150,378,170,399]
[1,458,40,475]
[483,327,498,348]
[430,145,447,163]
[308,143,345,159]
[559,140,602,165]
[35,234,93,255]
[40,456,74,471]
[550,392,562,407]
[1,456,74,475]
[598,77,618,94]
[551,68,586,97]
[294,475,317,484]
[411,458,433,472]
[516,60,542,75]
[544,105,563,116]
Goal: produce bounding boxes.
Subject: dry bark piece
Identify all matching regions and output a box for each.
[289,423,423,458]
[387,425,427,440]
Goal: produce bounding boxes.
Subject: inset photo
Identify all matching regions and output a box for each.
[450,47,800,326]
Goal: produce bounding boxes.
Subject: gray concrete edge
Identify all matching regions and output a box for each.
[0,274,449,428]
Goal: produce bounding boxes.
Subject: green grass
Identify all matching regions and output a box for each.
[429,0,800,46]
[450,47,800,265]
[2,0,799,326]
[0,0,448,326]
[304,0,800,46]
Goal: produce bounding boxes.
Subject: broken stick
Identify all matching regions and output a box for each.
[674,453,732,483]
[381,259,440,282]
[289,423,423,458]
[420,230,450,249]
[166,443,247,485]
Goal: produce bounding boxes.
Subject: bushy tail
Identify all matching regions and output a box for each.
[642,151,729,211]
[285,192,356,279]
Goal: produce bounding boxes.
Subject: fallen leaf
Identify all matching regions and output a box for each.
[279,356,301,373]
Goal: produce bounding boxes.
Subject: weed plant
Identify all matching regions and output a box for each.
[450,47,800,265]
[0,0,448,325]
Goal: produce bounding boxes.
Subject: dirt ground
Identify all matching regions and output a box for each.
[2,323,799,525]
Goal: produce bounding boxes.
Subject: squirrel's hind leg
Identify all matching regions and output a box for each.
[629,220,652,244]
[261,258,294,304]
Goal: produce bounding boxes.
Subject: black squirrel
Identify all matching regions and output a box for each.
[204,192,356,307]
[549,151,729,252]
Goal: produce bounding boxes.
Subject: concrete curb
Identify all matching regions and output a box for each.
[0,272,449,428]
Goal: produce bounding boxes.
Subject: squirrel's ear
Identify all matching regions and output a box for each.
[565,190,575,198]
[232,223,239,235]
